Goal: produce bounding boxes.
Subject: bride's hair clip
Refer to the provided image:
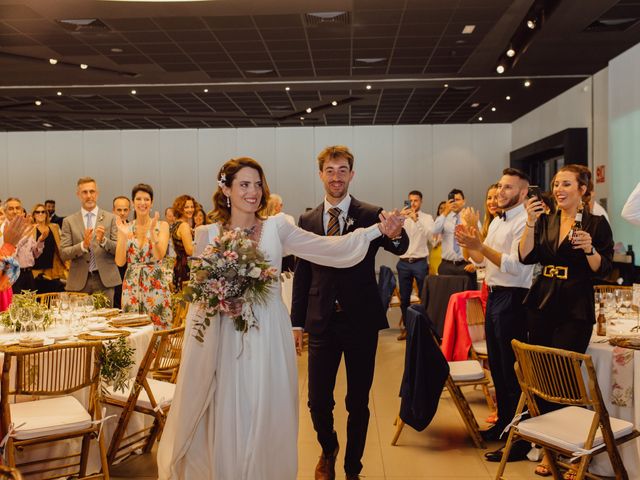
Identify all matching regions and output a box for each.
[217,173,227,188]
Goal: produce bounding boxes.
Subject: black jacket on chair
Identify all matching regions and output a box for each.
[399,305,449,431]
[291,196,409,335]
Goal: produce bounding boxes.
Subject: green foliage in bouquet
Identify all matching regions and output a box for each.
[91,291,111,309]
[0,290,53,330]
[99,336,135,394]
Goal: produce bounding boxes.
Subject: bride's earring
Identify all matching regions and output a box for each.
[226,195,231,208]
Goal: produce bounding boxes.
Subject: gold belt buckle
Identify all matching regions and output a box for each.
[542,265,568,280]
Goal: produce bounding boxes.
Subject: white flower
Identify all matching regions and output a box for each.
[248,267,262,278]
[345,217,355,228]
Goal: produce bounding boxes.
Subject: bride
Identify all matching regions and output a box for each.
[158,157,403,480]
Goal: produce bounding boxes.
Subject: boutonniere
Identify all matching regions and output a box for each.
[345,216,355,229]
[98,213,105,223]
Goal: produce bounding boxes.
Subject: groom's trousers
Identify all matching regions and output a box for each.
[307,310,379,476]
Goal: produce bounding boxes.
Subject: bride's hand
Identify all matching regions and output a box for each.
[292,329,303,356]
[378,210,404,238]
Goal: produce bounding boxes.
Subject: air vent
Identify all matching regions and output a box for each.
[57,18,111,33]
[304,12,350,26]
[584,1,640,32]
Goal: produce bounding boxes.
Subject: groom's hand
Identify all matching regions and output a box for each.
[378,210,404,238]
[292,329,303,356]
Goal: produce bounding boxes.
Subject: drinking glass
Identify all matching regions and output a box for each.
[32,310,45,338]
[632,284,640,332]
[614,289,623,314]
[621,290,632,316]
[18,309,35,341]
[604,292,617,324]
[8,306,20,341]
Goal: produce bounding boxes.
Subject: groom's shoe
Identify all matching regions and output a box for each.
[315,446,339,480]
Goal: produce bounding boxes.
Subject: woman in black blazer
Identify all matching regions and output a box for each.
[518,164,613,478]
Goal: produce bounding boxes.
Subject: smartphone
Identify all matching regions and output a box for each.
[403,200,411,209]
[447,192,456,201]
[527,185,542,200]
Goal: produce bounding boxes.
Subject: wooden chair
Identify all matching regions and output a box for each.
[0,465,24,480]
[103,326,185,465]
[496,340,640,480]
[0,341,109,479]
[465,297,495,414]
[392,308,488,449]
[35,292,58,308]
[593,284,632,295]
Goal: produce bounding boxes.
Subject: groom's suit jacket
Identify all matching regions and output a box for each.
[291,196,409,335]
[60,209,121,291]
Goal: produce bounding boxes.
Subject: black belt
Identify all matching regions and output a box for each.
[486,285,528,293]
[400,257,427,264]
[442,259,468,266]
[88,270,100,276]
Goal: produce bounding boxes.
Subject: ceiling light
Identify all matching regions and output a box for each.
[56,91,62,96]
[444,83,449,88]
[299,116,305,120]
[42,123,52,128]
[462,25,476,34]
[355,57,386,64]
[478,117,483,121]
[110,47,123,53]
[365,84,372,90]
[49,58,58,65]
[471,102,480,108]
[203,88,208,93]
[285,86,290,91]
[526,19,536,29]
[131,89,136,94]
[491,107,496,112]
[306,107,312,113]
[307,12,345,20]
[331,100,338,106]
[506,95,511,100]
[35,100,42,106]
[506,48,516,58]
[80,63,88,69]
[496,65,505,74]
[524,80,531,87]
[245,69,273,74]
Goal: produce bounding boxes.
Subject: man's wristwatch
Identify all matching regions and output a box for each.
[585,246,595,256]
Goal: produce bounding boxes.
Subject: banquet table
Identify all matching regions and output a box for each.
[0,322,155,478]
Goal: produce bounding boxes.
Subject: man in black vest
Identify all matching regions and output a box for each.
[292,145,409,480]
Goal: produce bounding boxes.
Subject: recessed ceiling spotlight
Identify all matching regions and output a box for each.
[80,63,88,69]
[43,122,52,128]
[478,116,483,121]
[496,65,505,74]
[366,84,372,90]
[506,48,516,58]
[306,107,312,113]
[56,91,62,96]
[491,107,496,112]
[131,89,136,94]
[355,57,386,64]
[203,88,209,93]
[462,25,476,34]
[35,100,42,106]
[110,47,123,53]
[285,86,290,91]
[506,95,511,100]
[471,102,480,108]
[299,116,305,120]
[444,83,449,88]
[526,19,536,29]
[331,100,338,106]
[49,58,58,65]
[245,69,273,74]
[524,80,531,87]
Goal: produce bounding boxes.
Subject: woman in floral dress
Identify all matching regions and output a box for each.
[115,183,172,329]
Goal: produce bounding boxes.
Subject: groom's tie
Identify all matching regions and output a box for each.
[327,207,341,236]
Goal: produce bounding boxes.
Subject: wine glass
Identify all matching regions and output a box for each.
[621,290,632,316]
[32,309,45,339]
[8,306,20,342]
[18,309,34,342]
[604,292,617,324]
[614,289,623,314]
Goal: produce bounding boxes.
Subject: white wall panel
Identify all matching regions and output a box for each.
[274,127,316,220]
[122,130,160,209]
[471,124,512,210]
[7,132,46,210]
[432,125,473,208]
[392,125,433,211]
[45,131,83,216]
[197,128,237,209]
[83,131,122,213]
[158,129,198,213]
[353,126,394,210]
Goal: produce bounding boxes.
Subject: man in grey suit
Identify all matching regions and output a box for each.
[60,177,121,305]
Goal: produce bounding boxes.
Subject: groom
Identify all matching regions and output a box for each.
[292,146,409,480]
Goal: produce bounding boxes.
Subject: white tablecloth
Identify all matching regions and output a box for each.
[0,324,155,477]
[587,340,640,477]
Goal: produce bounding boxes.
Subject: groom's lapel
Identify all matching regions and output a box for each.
[312,204,325,236]
[344,197,362,235]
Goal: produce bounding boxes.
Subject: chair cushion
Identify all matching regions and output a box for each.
[472,340,487,356]
[516,406,635,452]
[106,378,176,410]
[448,360,485,381]
[11,396,92,440]
[410,294,421,303]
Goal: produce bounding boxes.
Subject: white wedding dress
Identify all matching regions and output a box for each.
[157,213,382,480]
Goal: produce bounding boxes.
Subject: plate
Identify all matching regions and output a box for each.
[48,332,70,341]
[87,323,107,331]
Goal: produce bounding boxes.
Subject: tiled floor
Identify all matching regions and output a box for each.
[112,313,543,479]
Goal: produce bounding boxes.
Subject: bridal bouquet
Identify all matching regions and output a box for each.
[181,227,278,342]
